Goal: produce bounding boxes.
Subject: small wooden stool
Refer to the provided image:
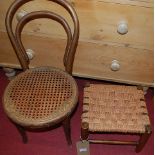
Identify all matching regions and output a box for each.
[81,84,151,153]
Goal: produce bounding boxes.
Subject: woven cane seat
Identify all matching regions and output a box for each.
[82,84,150,134]
[3,67,78,128]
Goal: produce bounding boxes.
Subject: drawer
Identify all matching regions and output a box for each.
[0,31,153,86]
[0,0,153,50]
[75,1,153,50]
[0,31,65,69]
[74,41,153,86]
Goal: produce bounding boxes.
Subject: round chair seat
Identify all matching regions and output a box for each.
[3,67,78,128]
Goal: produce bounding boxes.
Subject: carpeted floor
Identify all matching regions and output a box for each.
[0,69,154,155]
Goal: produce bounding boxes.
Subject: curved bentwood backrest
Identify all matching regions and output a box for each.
[5,0,79,74]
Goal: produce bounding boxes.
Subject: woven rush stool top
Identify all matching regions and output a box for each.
[82,84,150,134]
[3,67,78,128]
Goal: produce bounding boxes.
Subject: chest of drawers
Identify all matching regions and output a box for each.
[0,0,153,86]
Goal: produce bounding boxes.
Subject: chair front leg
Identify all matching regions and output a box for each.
[15,123,28,144]
[62,117,72,145]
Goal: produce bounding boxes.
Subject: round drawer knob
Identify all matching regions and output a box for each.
[117,21,128,35]
[16,10,27,21]
[111,60,120,71]
[26,49,35,60]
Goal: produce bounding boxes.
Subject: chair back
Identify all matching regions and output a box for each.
[5,0,79,74]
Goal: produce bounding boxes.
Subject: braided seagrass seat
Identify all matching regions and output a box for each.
[3,0,79,145]
[81,84,151,153]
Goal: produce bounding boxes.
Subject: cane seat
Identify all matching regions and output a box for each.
[3,67,78,128]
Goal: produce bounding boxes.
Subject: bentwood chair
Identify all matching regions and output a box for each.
[81,83,151,152]
[3,0,79,145]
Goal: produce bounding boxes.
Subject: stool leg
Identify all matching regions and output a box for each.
[15,124,28,144]
[136,125,151,153]
[62,117,72,145]
[81,122,89,141]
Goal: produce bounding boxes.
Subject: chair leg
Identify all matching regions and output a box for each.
[62,117,72,145]
[136,125,151,153]
[81,122,89,141]
[15,124,28,144]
